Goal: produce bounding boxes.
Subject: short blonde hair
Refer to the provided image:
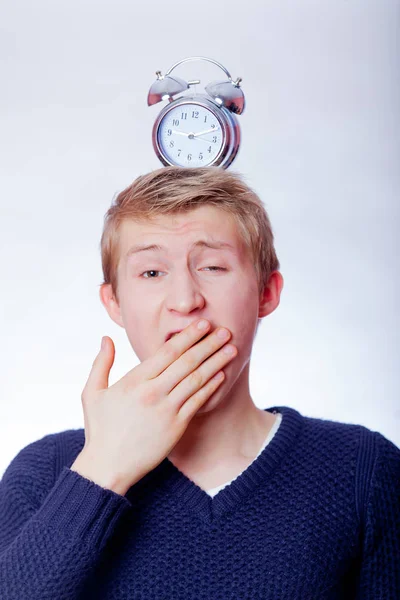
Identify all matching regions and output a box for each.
[99,166,280,305]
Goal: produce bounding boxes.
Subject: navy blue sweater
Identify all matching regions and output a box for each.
[0,405,399,599]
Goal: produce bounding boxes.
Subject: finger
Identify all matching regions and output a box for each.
[159,327,232,394]
[82,336,115,399]
[167,342,236,409]
[138,319,212,381]
[178,370,226,422]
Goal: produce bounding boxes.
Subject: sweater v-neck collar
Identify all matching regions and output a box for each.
[145,406,303,524]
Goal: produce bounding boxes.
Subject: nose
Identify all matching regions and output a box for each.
[165,270,206,314]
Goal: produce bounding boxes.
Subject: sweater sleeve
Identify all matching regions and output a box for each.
[356,431,400,599]
[0,433,132,600]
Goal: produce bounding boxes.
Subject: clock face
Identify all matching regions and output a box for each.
[157,103,225,167]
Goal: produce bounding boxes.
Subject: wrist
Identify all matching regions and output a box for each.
[70,451,130,497]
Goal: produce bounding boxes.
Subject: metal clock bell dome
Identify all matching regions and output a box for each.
[147,56,245,169]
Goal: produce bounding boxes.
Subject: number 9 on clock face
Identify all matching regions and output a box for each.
[156,103,225,168]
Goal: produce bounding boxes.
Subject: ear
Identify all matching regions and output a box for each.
[99,284,125,328]
[258,271,284,319]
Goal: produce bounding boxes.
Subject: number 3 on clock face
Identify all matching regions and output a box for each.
[156,102,225,168]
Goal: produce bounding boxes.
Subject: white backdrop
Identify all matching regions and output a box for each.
[1,0,399,477]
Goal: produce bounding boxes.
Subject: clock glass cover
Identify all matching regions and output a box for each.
[157,103,225,167]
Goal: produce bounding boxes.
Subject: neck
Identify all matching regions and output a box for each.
[167,363,276,472]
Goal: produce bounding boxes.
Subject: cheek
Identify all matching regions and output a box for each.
[235,286,260,336]
[119,301,156,358]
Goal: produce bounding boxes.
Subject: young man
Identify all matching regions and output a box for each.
[0,167,399,599]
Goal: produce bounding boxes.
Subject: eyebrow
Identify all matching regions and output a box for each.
[125,239,236,259]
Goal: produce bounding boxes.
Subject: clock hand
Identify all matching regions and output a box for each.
[193,136,216,144]
[171,130,190,137]
[193,127,220,137]
[170,129,218,143]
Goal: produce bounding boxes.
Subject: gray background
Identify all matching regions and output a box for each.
[1,0,399,476]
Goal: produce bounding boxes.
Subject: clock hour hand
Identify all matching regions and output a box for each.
[171,130,189,137]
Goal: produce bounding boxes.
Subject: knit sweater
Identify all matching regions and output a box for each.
[0,405,399,599]
[206,411,283,497]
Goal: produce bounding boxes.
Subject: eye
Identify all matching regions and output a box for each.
[140,270,164,279]
[139,267,226,279]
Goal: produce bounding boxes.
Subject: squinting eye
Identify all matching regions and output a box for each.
[140,267,226,279]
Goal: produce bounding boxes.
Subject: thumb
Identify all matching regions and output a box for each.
[83,336,115,397]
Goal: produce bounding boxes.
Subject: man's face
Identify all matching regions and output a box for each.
[106,205,263,401]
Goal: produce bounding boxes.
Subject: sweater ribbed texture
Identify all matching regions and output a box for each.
[0,405,399,599]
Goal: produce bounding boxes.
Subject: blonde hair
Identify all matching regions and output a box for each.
[99,166,280,305]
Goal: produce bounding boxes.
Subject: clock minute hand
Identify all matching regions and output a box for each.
[193,127,220,137]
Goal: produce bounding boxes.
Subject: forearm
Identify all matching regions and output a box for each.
[0,467,131,600]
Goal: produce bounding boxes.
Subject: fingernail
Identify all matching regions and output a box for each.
[223,344,235,355]
[101,337,106,350]
[217,328,229,339]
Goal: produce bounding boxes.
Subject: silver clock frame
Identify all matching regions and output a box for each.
[147,56,245,169]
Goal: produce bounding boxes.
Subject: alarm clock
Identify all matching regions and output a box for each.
[147,56,245,169]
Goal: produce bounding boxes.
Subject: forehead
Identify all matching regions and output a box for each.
[119,205,244,256]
